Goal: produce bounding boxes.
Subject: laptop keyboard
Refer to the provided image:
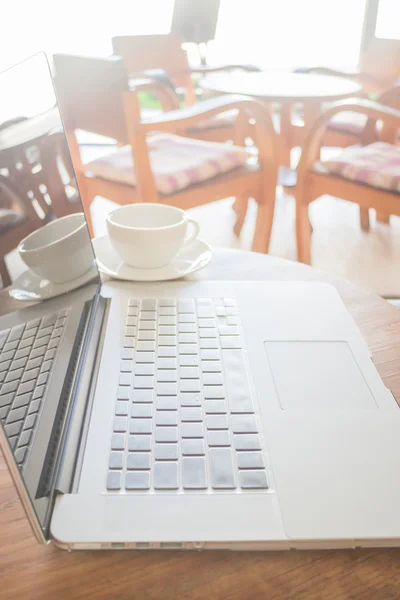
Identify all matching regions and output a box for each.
[106,297,268,492]
[0,309,69,468]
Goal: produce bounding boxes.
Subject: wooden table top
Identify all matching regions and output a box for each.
[199,71,362,103]
[2,248,400,600]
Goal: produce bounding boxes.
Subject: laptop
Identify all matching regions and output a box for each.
[1,54,400,551]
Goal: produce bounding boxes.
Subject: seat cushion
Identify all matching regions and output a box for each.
[327,112,367,136]
[319,142,400,193]
[84,133,250,195]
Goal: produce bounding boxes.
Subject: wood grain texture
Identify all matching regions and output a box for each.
[2,249,400,600]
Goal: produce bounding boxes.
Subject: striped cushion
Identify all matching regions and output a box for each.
[320,142,400,193]
[84,133,250,195]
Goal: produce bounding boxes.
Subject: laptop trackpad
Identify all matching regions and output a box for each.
[264,341,377,411]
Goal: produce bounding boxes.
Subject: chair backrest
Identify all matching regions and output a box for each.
[53,53,129,143]
[112,34,195,103]
[360,38,400,92]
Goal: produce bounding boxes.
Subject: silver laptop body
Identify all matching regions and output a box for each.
[1,55,400,551]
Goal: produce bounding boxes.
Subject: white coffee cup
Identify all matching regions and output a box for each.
[106,204,200,269]
[18,213,95,284]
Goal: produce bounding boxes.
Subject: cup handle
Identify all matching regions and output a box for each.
[184,218,200,246]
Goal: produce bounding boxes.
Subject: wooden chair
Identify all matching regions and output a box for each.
[295,99,400,264]
[53,53,278,252]
[299,34,400,149]
[111,34,259,142]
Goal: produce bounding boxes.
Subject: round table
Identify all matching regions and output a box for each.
[200,72,362,170]
[1,249,400,599]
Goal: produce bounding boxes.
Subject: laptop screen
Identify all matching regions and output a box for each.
[0,54,101,542]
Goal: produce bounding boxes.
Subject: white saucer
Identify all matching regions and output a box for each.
[92,235,212,282]
[9,264,99,301]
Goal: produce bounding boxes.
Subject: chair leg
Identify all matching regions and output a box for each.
[296,201,312,264]
[360,207,370,231]
[376,211,390,224]
[0,257,11,288]
[233,196,249,237]
[251,200,275,254]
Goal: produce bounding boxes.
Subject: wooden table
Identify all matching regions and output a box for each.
[2,249,400,599]
[200,72,362,172]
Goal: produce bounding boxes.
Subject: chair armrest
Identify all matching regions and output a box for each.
[127,93,272,132]
[298,99,400,176]
[129,75,180,111]
[189,63,261,74]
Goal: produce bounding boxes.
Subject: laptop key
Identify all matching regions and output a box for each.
[209,448,236,489]
[138,330,156,341]
[182,457,207,489]
[109,452,123,469]
[7,406,27,424]
[203,373,223,386]
[28,399,41,414]
[5,420,23,437]
[157,370,177,382]
[154,462,178,489]
[128,435,151,451]
[111,433,125,450]
[8,324,25,342]
[119,373,132,386]
[239,470,268,489]
[180,392,201,406]
[0,392,14,408]
[203,385,224,399]
[181,439,205,456]
[179,355,199,367]
[206,415,229,430]
[13,393,32,409]
[126,453,151,470]
[15,446,27,464]
[155,443,178,460]
[155,427,177,443]
[180,379,200,393]
[125,472,150,490]
[181,423,204,438]
[156,396,178,410]
[155,411,177,426]
[137,341,156,352]
[234,434,261,451]
[132,404,153,418]
[179,366,200,379]
[141,299,156,310]
[113,417,128,432]
[236,451,265,470]
[231,414,258,434]
[121,360,134,372]
[222,350,254,413]
[135,363,155,375]
[134,375,155,389]
[130,419,152,434]
[18,429,32,448]
[116,401,129,416]
[107,471,122,490]
[201,361,222,373]
[180,407,202,422]
[207,430,231,447]
[132,390,153,403]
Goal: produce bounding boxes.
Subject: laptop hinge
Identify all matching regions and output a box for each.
[54,294,109,495]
